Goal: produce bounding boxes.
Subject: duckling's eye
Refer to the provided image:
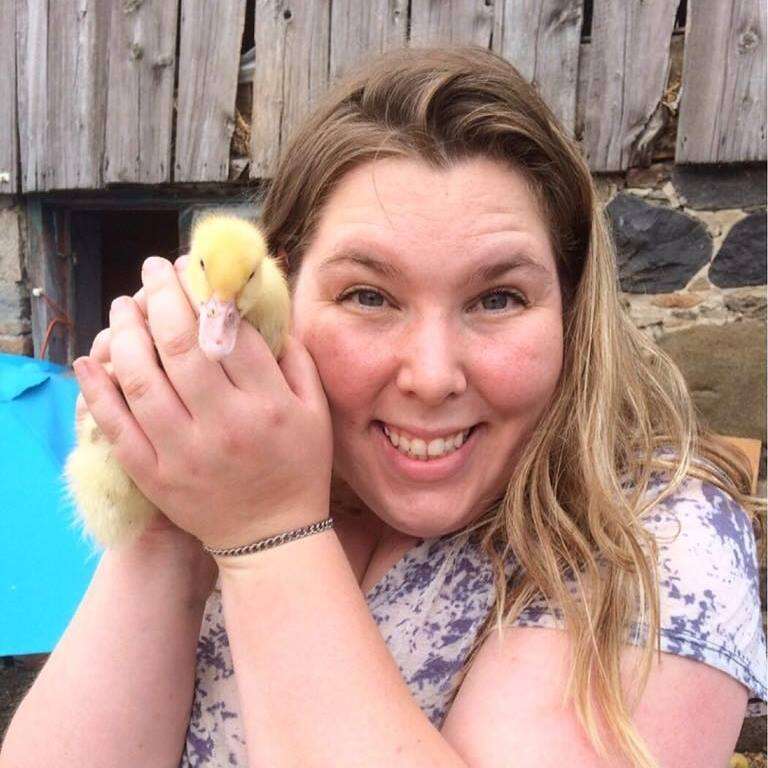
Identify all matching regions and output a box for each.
[248,270,256,281]
[199,258,205,271]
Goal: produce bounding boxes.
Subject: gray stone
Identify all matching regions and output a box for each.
[606,194,712,294]
[0,334,32,356]
[657,320,766,443]
[0,282,29,321]
[0,656,47,743]
[671,164,767,210]
[724,290,767,321]
[736,710,767,753]
[710,211,767,288]
[0,207,22,283]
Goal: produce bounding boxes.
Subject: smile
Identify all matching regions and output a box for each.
[373,421,480,483]
[380,423,473,460]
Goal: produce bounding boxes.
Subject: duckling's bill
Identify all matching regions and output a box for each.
[198,297,240,361]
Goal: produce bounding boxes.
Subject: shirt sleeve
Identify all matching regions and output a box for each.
[640,475,767,708]
[510,475,767,708]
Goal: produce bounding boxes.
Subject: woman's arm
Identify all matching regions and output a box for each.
[441,625,748,767]
[0,534,217,768]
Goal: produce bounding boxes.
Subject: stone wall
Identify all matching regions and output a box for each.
[0,203,31,356]
[599,163,767,472]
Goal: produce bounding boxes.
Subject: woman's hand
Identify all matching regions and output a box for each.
[73,256,333,553]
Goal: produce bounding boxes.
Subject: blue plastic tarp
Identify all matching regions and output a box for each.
[0,352,100,656]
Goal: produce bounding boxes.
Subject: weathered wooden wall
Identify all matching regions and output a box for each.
[677,0,767,163]
[3,0,766,194]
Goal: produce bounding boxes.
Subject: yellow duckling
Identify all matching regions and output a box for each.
[65,215,291,549]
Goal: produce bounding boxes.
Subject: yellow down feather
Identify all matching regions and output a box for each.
[65,215,291,549]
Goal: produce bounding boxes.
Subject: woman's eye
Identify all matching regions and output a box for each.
[338,288,387,309]
[475,289,527,312]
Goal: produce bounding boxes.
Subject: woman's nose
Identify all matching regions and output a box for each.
[395,317,468,404]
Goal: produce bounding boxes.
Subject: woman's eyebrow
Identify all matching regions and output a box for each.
[319,248,552,283]
[318,249,402,278]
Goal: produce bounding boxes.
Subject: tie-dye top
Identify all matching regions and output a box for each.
[180,475,767,766]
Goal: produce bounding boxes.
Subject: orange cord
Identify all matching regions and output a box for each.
[36,292,73,361]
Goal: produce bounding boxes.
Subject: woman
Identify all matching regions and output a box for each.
[3,46,765,768]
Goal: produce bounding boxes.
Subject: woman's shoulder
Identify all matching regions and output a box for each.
[638,472,761,602]
[639,473,766,705]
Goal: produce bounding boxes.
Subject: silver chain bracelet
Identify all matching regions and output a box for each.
[202,517,334,557]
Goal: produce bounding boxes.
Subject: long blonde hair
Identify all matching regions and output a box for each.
[257,45,762,766]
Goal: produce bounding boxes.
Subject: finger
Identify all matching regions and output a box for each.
[141,257,232,417]
[90,328,111,363]
[217,319,287,397]
[174,255,199,318]
[73,356,157,481]
[132,287,147,317]
[109,295,193,451]
[277,334,327,409]
[77,329,113,423]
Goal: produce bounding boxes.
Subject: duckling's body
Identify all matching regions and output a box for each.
[66,215,291,549]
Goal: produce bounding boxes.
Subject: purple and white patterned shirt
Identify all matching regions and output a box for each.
[180,475,767,766]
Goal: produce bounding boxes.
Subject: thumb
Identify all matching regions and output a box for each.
[278,335,327,409]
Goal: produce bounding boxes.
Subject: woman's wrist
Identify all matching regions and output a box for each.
[108,529,218,606]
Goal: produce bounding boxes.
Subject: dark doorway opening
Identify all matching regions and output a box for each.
[70,209,180,358]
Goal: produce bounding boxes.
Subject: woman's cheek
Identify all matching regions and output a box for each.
[479,322,563,412]
[300,318,389,410]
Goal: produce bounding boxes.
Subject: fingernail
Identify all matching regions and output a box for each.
[143,256,166,276]
[73,357,91,378]
[110,296,130,316]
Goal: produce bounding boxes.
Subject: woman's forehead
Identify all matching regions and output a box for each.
[307,156,551,255]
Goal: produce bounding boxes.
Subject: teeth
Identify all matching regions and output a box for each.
[382,424,472,460]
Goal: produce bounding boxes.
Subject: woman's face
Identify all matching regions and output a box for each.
[290,156,564,539]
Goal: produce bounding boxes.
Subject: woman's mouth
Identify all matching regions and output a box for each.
[372,421,480,482]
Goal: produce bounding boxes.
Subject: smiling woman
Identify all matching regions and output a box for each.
[2,45,765,768]
[288,156,564,540]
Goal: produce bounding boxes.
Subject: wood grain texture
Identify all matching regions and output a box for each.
[493,0,583,138]
[0,1,18,194]
[175,0,247,182]
[104,0,178,184]
[409,0,494,47]
[583,0,679,172]
[16,0,110,192]
[329,0,407,85]
[677,0,767,163]
[250,0,331,179]
[25,200,69,361]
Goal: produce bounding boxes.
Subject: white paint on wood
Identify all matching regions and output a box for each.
[329,0,407,85]
[677,0,767,163]
[493,0,583,138]
[104,0,178,184]
[16,0,109,192]
[410,0,494,47]
[250,0,331,179]
[0,1,18,193]
[583,0,679,172]
[175,0,247,182]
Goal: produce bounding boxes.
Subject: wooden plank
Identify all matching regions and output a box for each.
[329,0,408,85]
[250,0,331,179]
[677,0,767,163]
[493,0,583,137]
[25,200,70,362]
[104,0,178,184]
[0,1,18,194]
[583,0,678,172]
[175,0,248,182]
[16,0,110,192]
[409,0,494,47]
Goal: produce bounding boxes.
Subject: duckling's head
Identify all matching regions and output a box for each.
[186,215,268,361]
